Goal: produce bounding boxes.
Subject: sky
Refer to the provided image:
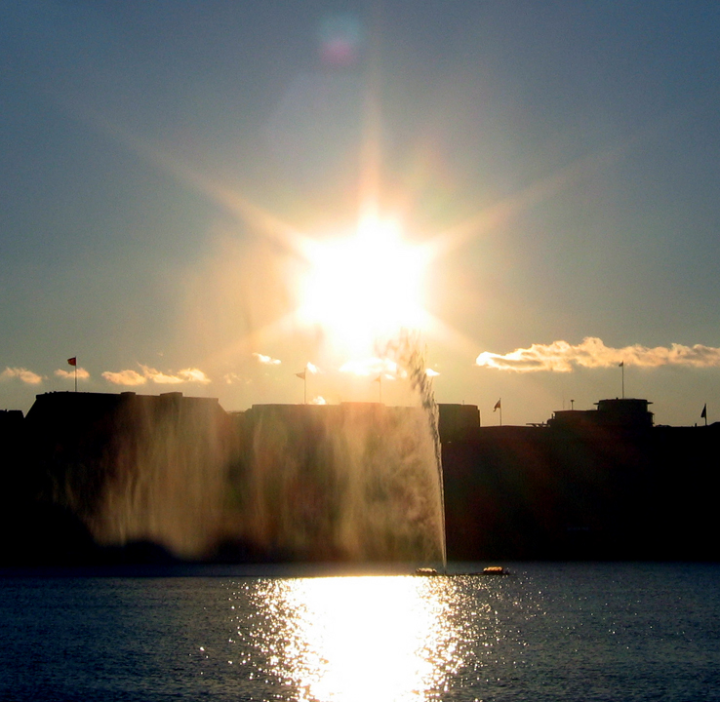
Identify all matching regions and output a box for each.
[2,1,720,427]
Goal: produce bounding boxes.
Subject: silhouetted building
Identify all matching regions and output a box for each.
[0,408,27,505]
[548,398,654,430]
[438,404,481,442]
[12,391,236,564]
[442,396,719,561]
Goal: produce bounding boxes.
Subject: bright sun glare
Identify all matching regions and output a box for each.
[299,214,429,356]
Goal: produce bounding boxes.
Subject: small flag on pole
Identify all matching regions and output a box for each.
[295,371,306,380]
[701,404,707,419]
[619,361,624,367]
[493,398,503,426]
[67,357,78,392]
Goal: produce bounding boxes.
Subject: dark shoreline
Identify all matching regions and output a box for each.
[3,392,719,567]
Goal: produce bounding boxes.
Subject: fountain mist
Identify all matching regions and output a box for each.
[230,398,444,563]
[224,331,446,564]
[31,335,446,565]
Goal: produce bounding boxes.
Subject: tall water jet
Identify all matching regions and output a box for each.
[384,331,447,569]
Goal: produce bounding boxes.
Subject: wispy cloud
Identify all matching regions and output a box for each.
[476,337,720,372]
[310,395,326,405]
[103,365,211,386]
[102,369,147,386]
[139,365,184,384]
[55,367,90,380]
[1,367,43,384]
[252,352,281,365]
[176,368,211,384]
[425,368,440,377]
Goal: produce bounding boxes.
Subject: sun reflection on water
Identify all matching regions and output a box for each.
[237,575,466,702]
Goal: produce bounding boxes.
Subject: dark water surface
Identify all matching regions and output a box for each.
[1,562,718,701]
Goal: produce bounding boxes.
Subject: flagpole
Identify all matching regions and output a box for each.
[67,356,78,392]
[295,370,307,404]
[620,361,625,398]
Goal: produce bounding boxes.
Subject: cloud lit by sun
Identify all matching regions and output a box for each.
[297,212,430,358]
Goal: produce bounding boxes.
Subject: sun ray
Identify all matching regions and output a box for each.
[67,69,661,395]
[429,130,649,261]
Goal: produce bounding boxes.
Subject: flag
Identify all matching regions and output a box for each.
[619,361,624,368]
[373,375,382,383]
[296,371,306,380]
[494,398,501,411]
[67,357,77,367]
[701,404,707,419]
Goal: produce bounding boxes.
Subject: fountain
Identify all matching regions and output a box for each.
[217,332,446,564]
[228,400,443,563]
[22,338,446,566]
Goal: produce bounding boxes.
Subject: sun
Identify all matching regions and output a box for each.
[298,213,430,356]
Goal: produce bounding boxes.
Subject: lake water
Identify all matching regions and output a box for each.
[1,562,719,701]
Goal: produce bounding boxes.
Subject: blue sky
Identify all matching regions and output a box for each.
[2,1,720,426]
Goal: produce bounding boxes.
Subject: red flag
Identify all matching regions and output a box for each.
[494,398,501,411]
[67,357,77,367]
[296,371,306,380]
